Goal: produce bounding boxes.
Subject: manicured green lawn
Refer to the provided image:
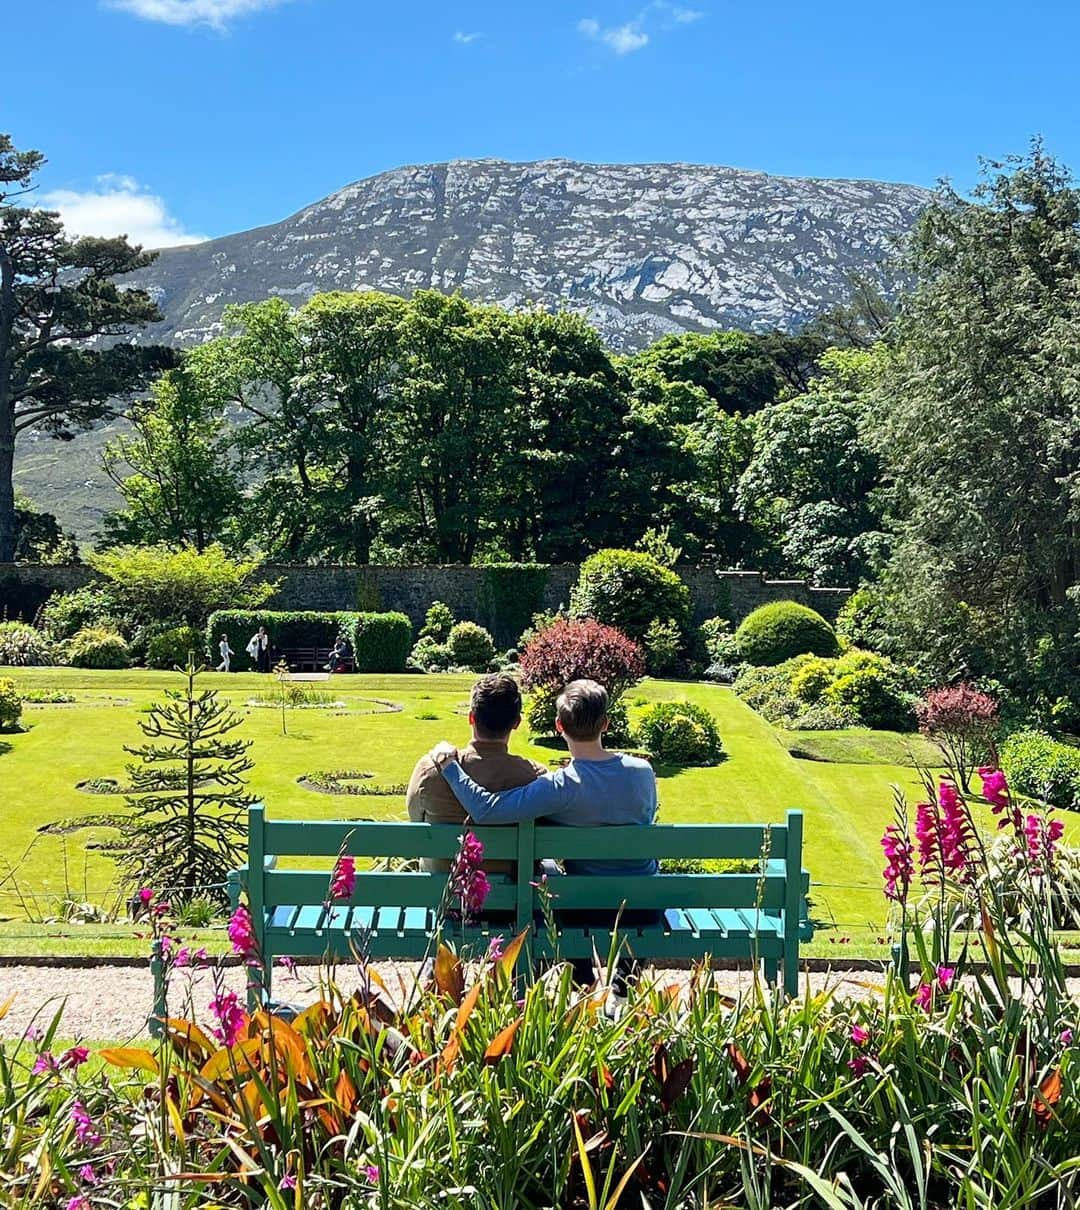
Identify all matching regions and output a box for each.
[3,668,1075,959]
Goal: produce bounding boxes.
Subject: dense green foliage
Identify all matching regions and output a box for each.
[145,626,205,670]
[570,548,691,641]
[445,620,496,671]
[0,676,20,729]
[39,584,116,642]
[477,563,549,645]
[1000,729,1080,812]
[636,699,724,764]
[735,649,917,730]
[351,611,412,673]
[0,133,173,562]
[60,627,130,669]
[734,600,840,666]
[0,620,50,665]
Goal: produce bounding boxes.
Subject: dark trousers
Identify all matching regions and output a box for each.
[256,646,271,673]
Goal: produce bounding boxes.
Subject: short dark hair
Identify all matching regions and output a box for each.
[470,674,523,739]
[556,679,609,741]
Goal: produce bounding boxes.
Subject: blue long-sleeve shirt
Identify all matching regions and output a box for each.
[439,753,658,877]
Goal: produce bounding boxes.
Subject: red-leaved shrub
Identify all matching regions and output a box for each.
[519,618,645,701]
[917,683,1000,791]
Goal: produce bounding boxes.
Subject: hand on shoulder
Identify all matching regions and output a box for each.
[428,741,459,768]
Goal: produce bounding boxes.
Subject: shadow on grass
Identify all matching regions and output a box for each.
[0,740,11,757]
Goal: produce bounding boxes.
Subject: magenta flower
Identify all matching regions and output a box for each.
[847,1055,871,1078]
[460,831,484,867]
[227,905,259,963]
[850,1024,870,1047]
[978,766,1009,813]
[363,1164,379,1185]
[71,1100,101,1147]
[209,990,246,1047]
[914,802,939,875]
[938,782,973,882]
[329,854,356,901]
[60,1046,89,1070]
[486,935,505,962]
[78,1163,98,1185]
[279,1172,297,1190]
[66,1198,91,1210]
[880,824,913,902]
[32,1052,58,1076]
[913,982,933,1012]
[1061,1028,1074,1046]
[936,965,955,992]
[278,955,298,978]
[1024,815,1065,873]
[137,887,154,905]
[449,831,491,919]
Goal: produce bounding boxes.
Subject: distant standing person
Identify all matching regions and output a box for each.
[247,626,271,673]
[216,634,234,673]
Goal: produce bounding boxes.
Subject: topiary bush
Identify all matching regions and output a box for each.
[446,621,496,671]
[62,627,130,669]
[636,700,724,765]
[570,549,690,641]
[352,611,412,673]
[146,626,206,670]
[734,601,840,666]
[0,621,51,666]
[204,610,412,673]
[1000,730,1080,813]
[0,677,22,731]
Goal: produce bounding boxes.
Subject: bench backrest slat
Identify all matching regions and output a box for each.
[532,823,786,861]
[262,820,521,860]
[542,873,787,911]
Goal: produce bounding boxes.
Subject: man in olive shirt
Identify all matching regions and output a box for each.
[406,673,546,875]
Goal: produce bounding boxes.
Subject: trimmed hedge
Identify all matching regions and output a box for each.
[205,610,412,673]
[146,626,207,670]
[570,549,690,641]
[1000,730,1080,813]
[735,601,840,666]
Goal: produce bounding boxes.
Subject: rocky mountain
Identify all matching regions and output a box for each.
[15,158,931,537]
[134,158,929,350]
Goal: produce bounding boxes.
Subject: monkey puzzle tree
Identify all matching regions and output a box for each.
[118,658,255,904]
[0,133,173,561]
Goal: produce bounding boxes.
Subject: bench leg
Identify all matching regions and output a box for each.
[763,956,778,988]
[783,955,798,999]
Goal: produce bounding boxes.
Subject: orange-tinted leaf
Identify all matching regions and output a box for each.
[653,1042,669,1086]
[434,943,465,1004]
[161,1018,217,1063]
[264,1016,315,1085]
[483,1016,523,1064]
[1034,1068,1063,1129]
[0,994,14,1021]
[454,980,483,1034]
[199,1037,263,1083]
[749,1075,773,1124]
[99,1046,160,1074]
[660,1056,695,1111]
[497,927,530,980]
[334,1068,358,1114]
[293,999,336,1038]
[727,1041,751,1085]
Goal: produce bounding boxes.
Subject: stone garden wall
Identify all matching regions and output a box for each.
[0,562,850,646]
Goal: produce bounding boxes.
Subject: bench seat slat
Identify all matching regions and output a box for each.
[375,906,402,934]
[292,904,324,934]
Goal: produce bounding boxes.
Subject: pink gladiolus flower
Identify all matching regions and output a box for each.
[137,888,154,905]
[460,831,484,867]
[279,1173,297,1191]
[363,1164,379,1184]
[486,935,505,962]
[151,900,170,917]
[880,824,913,902]
[60,1046,89,1070]
[32,1052,58,1075]
[847,1055,871,1078]
[978,766,1009,813]
[1024,815,1065,873]
[449,831,491,919]
[914,982,933,1012]
[1061,1028,1074,1046]
[329,854,356,901]
[914,802,939,875]
[23,1026,42,1043]
[209,990,246,1047]
[79,1163,97,1185]
[71,1100,101,1147]
[66,1198,90,1210]
[938,782,973,882]
[278,955,298,978]
[850,1024,870,1047]
[227,905,259,962]
[936,965,955,991]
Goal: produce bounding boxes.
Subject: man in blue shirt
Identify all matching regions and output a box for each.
[428,678,657,876]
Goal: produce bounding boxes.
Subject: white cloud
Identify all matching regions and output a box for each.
[578,16,648,54]
[668,5,704,21]
[105,0,293,30]
[41,176,208,249]
[453,30,481,44]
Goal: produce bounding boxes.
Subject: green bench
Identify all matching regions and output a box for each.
[153,804,810,1023]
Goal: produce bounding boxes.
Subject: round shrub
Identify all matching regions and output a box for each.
[0,621,51,666]
[734,601,839,666]
[1000,730,1080,813]
[62,627,130,669]
[637,700,723,765]
[790,658,834,704]
[146,626,205,670]
[570,549,690,641]
[520,618,645,703]
[408,635,452,673]
[0,678,22,731]
[446,621,496,671]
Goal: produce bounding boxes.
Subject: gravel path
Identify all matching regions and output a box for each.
[0,963,895,1042]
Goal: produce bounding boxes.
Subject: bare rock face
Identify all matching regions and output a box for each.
[133,158,929,350]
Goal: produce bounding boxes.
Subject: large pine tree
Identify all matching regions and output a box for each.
[0,133,174,561]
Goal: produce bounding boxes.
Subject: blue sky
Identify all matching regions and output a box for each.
[6,0,1080,246]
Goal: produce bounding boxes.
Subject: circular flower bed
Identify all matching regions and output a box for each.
[297,770,409,796]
